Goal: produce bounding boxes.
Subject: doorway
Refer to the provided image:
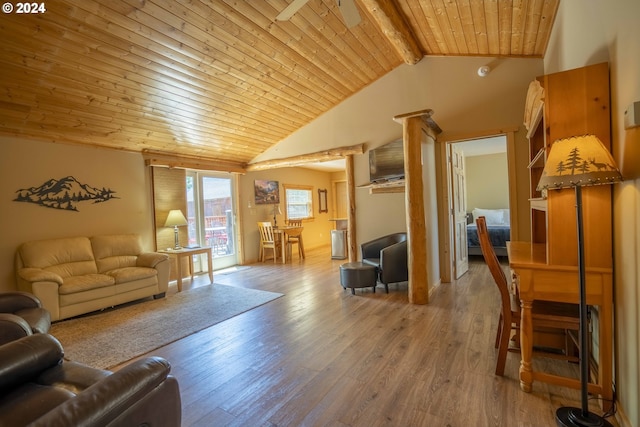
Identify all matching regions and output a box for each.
[186,171,238,271]
[446,134,515,278]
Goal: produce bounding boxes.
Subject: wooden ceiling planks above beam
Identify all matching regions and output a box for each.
[0,0,559,167]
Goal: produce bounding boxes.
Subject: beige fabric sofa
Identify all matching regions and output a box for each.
[15,234,170,321]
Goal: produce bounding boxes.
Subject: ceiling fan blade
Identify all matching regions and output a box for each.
[276,0,311,21]
[337,0,361,28]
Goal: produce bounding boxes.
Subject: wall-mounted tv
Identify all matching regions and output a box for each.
[369,138,405,183]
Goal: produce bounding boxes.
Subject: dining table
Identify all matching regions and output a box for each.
[273,226,304,264]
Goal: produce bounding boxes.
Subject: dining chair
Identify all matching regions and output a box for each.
[284,225,305,261]
[476,216,580,376]
[257,221,281,263]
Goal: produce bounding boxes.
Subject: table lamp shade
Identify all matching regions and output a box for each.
[537,134,622,191]
[164,210,188,227]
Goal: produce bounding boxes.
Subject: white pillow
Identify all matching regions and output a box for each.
[500,209,510,224]
[472,208,504,225]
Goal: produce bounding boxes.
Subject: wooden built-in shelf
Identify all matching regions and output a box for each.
[528,148,545,169]
[529,198,547,211]
[525,102,544,139]
[358,179,405,194]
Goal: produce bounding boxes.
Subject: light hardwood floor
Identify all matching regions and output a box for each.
[122,247,615,426]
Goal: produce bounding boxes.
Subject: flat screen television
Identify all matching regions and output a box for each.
[369,138,405,183]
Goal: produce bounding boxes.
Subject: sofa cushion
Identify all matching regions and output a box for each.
[14,308,51,334]
[362,257,380,268]
[37,361,111,394]
[58,274,115,295]
[91,234,143,273]
[107,266,157,285]
[0,383,76,424]
[18,237,98,278]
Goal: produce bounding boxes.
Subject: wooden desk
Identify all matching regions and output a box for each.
[507,241,613,408]
[159,247,214,292]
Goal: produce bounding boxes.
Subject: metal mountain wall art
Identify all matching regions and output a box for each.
[14,176,118,211]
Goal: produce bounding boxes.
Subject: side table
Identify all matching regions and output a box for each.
[159,246,214,292]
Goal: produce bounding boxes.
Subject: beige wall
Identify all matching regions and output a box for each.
[250,57,540,292]
[1,57,537,288]
[0,136,338,288]
[0,136,155,291]
[257,56,543,275]
[545,1,640,425]
[239,167,335,263]
[465,153,509,211]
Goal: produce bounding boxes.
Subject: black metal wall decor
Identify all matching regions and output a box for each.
[14,175,118,211]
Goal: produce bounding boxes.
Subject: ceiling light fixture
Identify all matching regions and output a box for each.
[477,65,491,77]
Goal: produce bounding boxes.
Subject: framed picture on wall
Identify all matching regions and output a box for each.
[318,188,328,213]
[254,180,280,204]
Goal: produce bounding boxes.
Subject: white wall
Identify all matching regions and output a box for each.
[545,1,640,425]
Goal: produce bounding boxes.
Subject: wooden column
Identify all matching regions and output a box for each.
[394,109,442,304]
[345,155,357,262]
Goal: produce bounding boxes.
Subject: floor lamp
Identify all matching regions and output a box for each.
[537,135,622,427]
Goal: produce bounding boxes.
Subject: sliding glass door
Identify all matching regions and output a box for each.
[186,171,238,271]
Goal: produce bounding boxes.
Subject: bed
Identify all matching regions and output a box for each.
[467,208,511,257]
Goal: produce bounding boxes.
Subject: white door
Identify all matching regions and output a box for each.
[335,181,348,218]
[450,144,469,278]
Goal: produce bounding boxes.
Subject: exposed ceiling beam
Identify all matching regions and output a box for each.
[142,150,247,173]
[358,0,423,65]
[246,144,365,171]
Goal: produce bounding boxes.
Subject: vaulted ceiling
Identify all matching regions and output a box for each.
[0,0,558,171]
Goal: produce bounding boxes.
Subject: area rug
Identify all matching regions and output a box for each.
[50,284,283,369]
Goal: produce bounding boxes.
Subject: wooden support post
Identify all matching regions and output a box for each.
[345,155,357,262]
[394,109,442,304]
[403,117,428,304]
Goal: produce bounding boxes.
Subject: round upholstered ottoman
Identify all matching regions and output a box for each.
[339,262,377,294]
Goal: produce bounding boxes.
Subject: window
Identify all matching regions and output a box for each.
[284,184,314,221]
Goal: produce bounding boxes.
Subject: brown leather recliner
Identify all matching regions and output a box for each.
[0,334,181,427]
[361,232,408,293]
[0,291,51,346]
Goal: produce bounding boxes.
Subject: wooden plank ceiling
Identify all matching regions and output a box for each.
[0,0,558,171]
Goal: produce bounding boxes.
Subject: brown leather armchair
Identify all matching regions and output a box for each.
[361,232,408,292]
[0,291,51,346]
[0,334,181,427]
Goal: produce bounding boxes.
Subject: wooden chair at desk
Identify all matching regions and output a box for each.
[257,221,281,263]
[476,217,581,376]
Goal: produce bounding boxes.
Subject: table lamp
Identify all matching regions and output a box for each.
[164,209,188,249]
[537,135,621,427]
[272,203,282,227]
